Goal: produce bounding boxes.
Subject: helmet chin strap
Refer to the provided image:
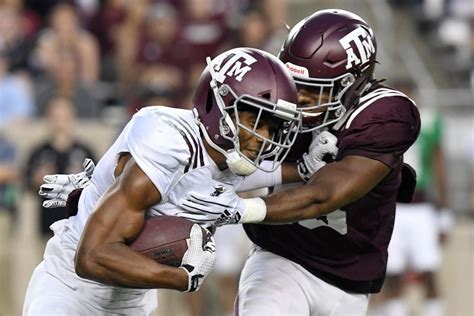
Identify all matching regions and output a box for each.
[226,151,257,176]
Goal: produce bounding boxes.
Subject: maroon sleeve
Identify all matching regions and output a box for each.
[338,96,420,168]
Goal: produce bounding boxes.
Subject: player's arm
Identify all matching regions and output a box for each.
[235,161,300,193]
[249,111,414,223]
[179,102,418,225]
[178,155,389,225]
[281,162,301,183]
[75,156,188,290]
[261,155,390,222]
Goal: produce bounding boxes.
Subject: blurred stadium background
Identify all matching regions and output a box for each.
[0,0,471,315]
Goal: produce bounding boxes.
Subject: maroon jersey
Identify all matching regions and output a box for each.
[285,132,312,162]
[244,85,421,293]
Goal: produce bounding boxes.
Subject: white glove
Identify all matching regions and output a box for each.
[297,131,338,182]
[177,192,266,227]
[180,225,216,292]
[38,158,95,208]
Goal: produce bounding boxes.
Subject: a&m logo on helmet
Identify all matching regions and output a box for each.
[339,26,375,70]
[211,50,257,83]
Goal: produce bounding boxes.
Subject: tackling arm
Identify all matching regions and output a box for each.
[262,155,391,222]
[237,162,300,193]
[75,156,188,290]
[178,155,390,226]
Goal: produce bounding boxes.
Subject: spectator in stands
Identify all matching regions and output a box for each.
[0,0,41,39]
[0,51,35,127]
[375,79,453,316]
[23,0,98,26]
[35,2,98,82]
[234,8,283,55]
[247,0,288,31]
[132,3,189,106]
[135,63,184,106]
[87,0,127,82]
[136,3,188,68]
[23,0,63,22]
[181,0,231,64]
[32,2,101,118]
[24,97,95,239]
[112,0,147,93]
[128,76,184,116]
[0,3,38,73]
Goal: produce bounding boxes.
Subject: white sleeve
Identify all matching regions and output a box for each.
[125,112,188,201]
[236,162,282,192]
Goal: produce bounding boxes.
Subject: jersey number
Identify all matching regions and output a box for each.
[298,209,348,235]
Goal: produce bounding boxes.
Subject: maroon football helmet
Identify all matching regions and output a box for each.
[279,9,377,133]
[193,47,301,175]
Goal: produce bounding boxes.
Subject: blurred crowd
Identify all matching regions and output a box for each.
[389,0,473,85]
[0,0,288,127]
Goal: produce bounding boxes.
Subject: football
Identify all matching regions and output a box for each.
[128,215,196,267]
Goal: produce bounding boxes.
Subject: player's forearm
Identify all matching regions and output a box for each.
[281,162,302,183]
[75,242,188,290]
[260,156,389,223]
[262,182,332,223]
[253,158,370,223]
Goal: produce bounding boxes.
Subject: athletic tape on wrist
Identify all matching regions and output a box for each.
[241,197,267,223]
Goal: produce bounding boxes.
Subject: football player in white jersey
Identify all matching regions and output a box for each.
[22,47,313,315]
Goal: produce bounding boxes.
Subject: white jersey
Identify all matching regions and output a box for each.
[34,106,251,314]
[76,105,245,230]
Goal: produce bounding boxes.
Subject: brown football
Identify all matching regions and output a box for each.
[128,216,195,267]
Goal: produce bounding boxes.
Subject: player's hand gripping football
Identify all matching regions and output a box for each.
[297,130,338,182]
[38,158,95,208]
[180,224,216,292]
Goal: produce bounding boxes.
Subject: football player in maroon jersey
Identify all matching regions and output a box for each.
[178,9,421,315]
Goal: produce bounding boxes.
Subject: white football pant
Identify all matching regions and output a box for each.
[23,219,158,315]
[236,247,369,316]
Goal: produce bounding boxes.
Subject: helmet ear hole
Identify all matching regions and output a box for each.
[259,92,271,100]
[205,88,213,113]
